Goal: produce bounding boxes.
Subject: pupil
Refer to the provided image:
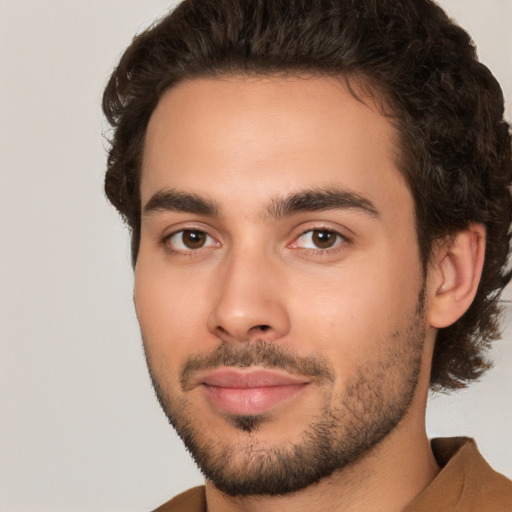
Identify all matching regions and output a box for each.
[312,230,335,249]
[183,230,205,249]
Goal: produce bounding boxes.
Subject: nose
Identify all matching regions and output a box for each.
[206,250,290,343]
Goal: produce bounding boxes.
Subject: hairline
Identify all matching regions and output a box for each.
[133,70,430,272]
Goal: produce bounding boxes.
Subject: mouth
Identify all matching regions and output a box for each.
[195,367,311,416]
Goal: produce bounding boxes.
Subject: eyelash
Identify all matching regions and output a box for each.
[162,228,219,256]
[290,227,350,254]
[161,226,351,257]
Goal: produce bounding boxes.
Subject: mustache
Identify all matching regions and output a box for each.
[180,341,335,391]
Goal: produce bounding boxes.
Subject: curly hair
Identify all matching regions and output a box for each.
[102,0,512,390]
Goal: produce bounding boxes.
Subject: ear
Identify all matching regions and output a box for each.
[427,224,486,329]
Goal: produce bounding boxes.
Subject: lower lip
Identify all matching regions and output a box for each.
[202,383,308,416]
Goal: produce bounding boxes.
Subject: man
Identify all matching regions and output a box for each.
[103,0,512,510]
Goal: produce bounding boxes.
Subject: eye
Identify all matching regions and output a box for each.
[293,229,345,250]
[165,229,218,252]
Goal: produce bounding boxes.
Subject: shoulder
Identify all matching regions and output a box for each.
[406,437,512,512]
[151,486,206,512]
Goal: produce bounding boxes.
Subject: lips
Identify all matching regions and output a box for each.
[196,368,310,416]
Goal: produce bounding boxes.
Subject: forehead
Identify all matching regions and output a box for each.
[141,75,410,218]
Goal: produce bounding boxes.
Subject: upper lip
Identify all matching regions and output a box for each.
[191,367,311,389]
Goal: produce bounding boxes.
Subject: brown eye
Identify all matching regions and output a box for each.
[166,229,218,252]
[293,229,345,250]
[182,230,207,249]
[311,230,338,249]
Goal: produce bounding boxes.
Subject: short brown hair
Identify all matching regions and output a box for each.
[103,0,512,390]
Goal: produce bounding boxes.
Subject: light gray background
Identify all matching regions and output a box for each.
[1,1,511,510]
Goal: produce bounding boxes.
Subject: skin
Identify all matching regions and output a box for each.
[134,76,484,511]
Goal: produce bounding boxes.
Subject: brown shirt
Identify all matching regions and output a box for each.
[152,438,512,511]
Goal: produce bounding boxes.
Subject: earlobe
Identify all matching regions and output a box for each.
[427,224,486,328]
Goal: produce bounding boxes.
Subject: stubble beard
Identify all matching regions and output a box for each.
[143,297,426,497]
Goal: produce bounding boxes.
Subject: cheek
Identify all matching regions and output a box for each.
[286,251,422,366]
[134,258,213,369]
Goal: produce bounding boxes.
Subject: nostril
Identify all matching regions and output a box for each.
[256,325,271,331]
[215,326,230,337]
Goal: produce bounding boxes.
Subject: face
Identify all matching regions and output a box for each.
[135,76,429,496]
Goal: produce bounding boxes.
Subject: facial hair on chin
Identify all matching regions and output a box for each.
[143,293,427,497]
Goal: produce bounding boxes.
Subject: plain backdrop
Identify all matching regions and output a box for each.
[1,1,511,510]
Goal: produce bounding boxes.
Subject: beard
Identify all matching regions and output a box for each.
[143,294,426,497]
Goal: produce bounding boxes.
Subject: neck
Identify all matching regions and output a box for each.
[204,400,439,512]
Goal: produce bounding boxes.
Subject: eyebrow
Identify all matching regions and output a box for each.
[142,187,379,220]
[143,189,220,217]
[267,188,379,220]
